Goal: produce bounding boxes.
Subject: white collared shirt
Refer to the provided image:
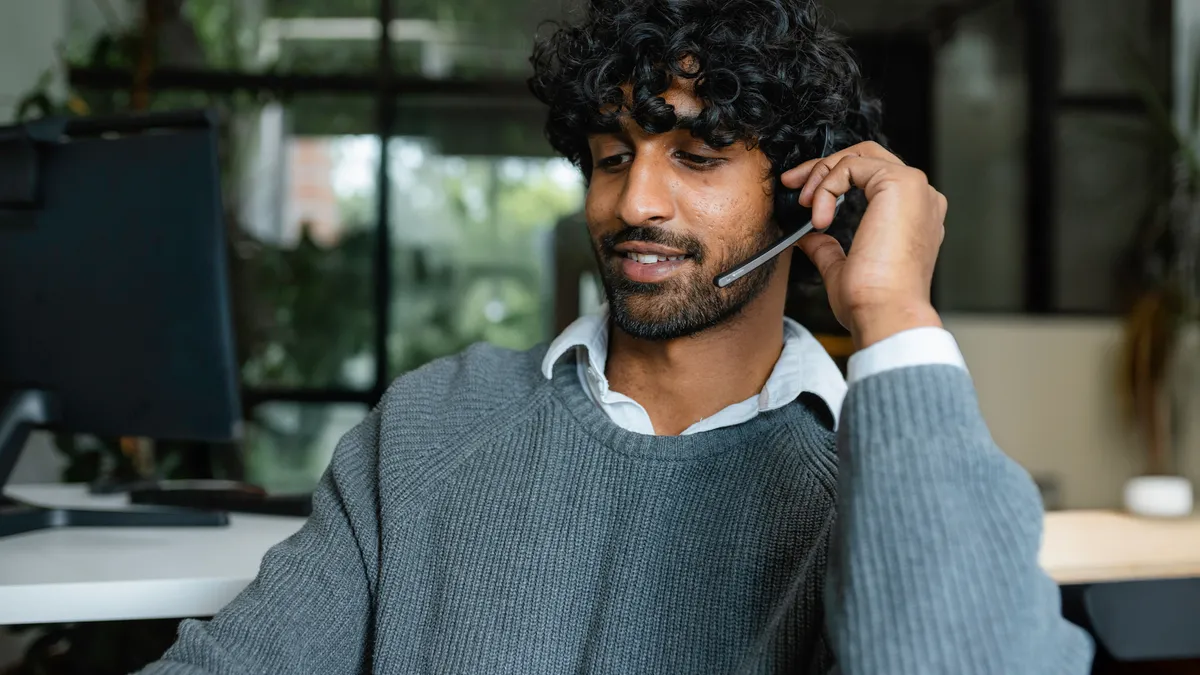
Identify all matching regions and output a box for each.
[540,307,967,435]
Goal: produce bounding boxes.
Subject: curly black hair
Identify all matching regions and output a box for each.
[529,0,881,175]
[528,0,884,287]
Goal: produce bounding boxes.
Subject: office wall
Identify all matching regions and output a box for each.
[944,316,1200,510]
[6,317,1166,506]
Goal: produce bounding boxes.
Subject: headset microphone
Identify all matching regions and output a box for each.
[713,124,845,289]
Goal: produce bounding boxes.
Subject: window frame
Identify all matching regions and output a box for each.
[67,0,1175,414]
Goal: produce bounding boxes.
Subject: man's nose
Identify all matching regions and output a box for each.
[615,155,675,227]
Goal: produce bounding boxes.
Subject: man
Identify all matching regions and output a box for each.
[141,0,1093,672]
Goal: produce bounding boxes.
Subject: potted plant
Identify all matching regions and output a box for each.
[1116,52,1200,517]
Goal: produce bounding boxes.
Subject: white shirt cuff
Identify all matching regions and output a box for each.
[846,326,968,384]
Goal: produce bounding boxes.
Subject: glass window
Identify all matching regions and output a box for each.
[64,0,141,69]
[254,8,380,73]
[1053,112,1157,312]
[386,131,584,374]
[270,0,379,18]
[183,0,269,71]
[242,402,369,492]
[388,0,567,80]
[66,0,385,74]
[932,0,1028,312]
[1059,0,1171,96]
[231,96,379,389]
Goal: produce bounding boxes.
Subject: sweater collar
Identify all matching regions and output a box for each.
[541,308,846,427]
[546,356,834,462]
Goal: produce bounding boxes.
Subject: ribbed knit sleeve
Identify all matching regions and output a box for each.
[135,406,383,675]
[822,364,1093,674]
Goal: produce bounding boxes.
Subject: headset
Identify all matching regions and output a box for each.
[713,124,845,288]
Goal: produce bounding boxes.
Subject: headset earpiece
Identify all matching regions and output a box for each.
[772,180,809,233]
[770,124,831,233]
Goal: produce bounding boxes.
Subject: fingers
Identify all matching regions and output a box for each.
[931,186,948,245]
[807,156,921,229]
[778,139,945,238]
[780,140,903,190]
[795,232,846,286]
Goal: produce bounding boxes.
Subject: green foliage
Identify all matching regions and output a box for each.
[387,144,582,372]
[6,2,582,670]
[240,229,375,388]
[1116,41,1200,316]
[183,0,258,70]
[269,0,379,19]
[1112,39,1200,475]
[497,172,583,236]
[50,435,141,486]
[275,39,379,73]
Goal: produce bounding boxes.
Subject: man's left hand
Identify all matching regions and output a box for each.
[781,141,947,350]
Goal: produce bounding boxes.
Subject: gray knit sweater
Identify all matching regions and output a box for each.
[139,343,1092,674]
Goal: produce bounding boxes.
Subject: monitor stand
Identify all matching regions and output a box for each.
[0,390,228,538]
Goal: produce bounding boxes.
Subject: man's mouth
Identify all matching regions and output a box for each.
[623,252,689,264]
[612,249,693,283]
[608,239,700,284]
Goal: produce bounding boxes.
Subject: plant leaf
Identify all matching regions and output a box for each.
[1122,40,1200,181]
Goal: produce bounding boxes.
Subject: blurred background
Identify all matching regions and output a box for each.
[2,0,1199,671]
[0,0,1190,511]
[2,0,1194,511]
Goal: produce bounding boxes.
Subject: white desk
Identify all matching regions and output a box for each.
[0,484,306,625]
[5,486,1200,626]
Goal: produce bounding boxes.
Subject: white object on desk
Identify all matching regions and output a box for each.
[0,484,306,625]
[1122,475,1194,518]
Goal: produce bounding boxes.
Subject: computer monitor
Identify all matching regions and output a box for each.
[0,109,242,537]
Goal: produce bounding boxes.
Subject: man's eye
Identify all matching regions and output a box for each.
[596,153,632,170]
[675,151,722,168]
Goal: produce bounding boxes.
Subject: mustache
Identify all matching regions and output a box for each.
[600,227,706,262]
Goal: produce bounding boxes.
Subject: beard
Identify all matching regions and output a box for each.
[592,223,780,341]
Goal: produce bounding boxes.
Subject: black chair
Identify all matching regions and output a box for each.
[1062,578,1200,670]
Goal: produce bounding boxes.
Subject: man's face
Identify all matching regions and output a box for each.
[584,81,779,341]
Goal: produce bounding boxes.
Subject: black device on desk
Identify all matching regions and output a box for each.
[0,110,250,537]
[126,480,313,517]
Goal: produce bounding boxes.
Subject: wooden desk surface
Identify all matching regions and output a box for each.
[1041,510,1200,585]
